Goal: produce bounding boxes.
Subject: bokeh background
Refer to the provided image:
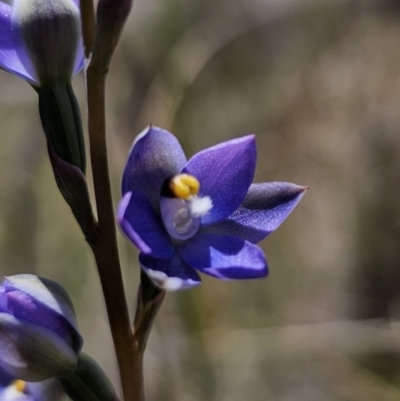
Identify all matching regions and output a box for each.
[2,0,400,399]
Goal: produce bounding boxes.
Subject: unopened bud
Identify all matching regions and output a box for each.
[0,275,83,381]
[12,0,81,85]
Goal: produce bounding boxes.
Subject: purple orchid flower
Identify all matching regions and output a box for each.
[0,365,63,401]
[118,126,306,291]
[0,0,83,86]
[0,275,83,382]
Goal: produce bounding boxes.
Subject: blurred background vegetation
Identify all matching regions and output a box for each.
[2,0,400,399]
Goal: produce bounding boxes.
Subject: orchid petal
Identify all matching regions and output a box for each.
[71,0,84,76]
[0,364,13,387]
[118,191,174,259]
[3,275,82,352]
[0,386,33,401]
[5,291,81,352]
[178,233,268,279]
[72,37,84,76]
[183,135,256,225]
[122,126,187,206]
[27,379,64,401]
[139,252,201,290]
[208,182,307,243]
[0,3,36,83]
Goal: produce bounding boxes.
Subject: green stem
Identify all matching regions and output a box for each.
[81,1,149,400]
[86,66,143,401]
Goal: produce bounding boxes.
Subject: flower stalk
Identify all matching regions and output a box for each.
[133,271,165,352]
[80,1,153,400]
[86,65,139,401]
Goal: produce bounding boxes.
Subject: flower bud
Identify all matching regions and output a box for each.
[0,274,83,382]
[91,0,133,71]
[12,0,81,85]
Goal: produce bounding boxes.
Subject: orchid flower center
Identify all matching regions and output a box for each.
[169,174,200,200]
[160,174,213,240]
[14,380,26,393]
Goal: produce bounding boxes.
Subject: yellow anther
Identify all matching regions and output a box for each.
[13,380,26,393]
[170,174,200,200]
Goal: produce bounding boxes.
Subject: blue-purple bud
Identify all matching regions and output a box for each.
[12,0,81,85]
[0,275,83,382]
